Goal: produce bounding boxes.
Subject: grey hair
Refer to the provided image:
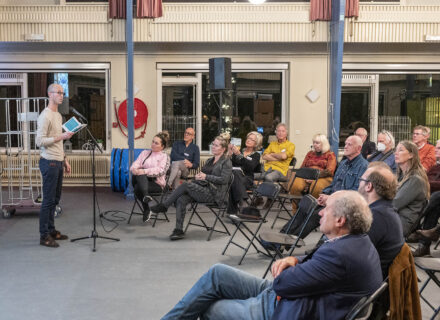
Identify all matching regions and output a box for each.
[331,191,372,234]
[378,130,395,148]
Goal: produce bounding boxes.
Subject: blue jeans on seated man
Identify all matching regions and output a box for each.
[39,158,64,239]
[161,263,277,320]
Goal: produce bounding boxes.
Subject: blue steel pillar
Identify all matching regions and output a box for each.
[126,0,135,198]
[328,0,346,157]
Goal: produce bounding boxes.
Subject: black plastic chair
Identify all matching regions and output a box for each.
[260,194,319,278]
[414,257,440,320]
[345,281,389,320]
[222,182,281,265]
[128,168,171,226]
[404,199,429,239]
[184,174,234,241]
[271,167,320,228]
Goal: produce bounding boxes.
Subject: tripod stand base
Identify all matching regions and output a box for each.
[71,230,120,252]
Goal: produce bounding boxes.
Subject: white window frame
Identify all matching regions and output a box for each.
[0,63,110,153]
[157,63,289,153]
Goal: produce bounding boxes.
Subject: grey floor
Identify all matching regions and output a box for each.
[0,187,439,320]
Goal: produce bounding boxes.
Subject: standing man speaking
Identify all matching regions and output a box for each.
[36,83,74,248]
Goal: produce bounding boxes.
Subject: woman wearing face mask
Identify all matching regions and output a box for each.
[367,130,397,172]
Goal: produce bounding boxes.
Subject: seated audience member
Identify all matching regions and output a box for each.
[289,133,336,202]
[356,127,376,159]
[256,123,295,182]
[412,125,436,171]
[368,130,397,172]
[393,140,430,236]
[227,131,262,215]
[413,139,440,256]
[358,162,404,277]
[130,132,170,222]
[151,136,232,240]
[281,135,368,239]
[160,191,382,320]
[168,127,200,190]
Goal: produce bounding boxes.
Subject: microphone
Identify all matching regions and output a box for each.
[70,107,87,122]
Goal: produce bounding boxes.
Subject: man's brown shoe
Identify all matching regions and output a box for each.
[406,232,421,243]
[40,235,59,248]
[412,244,431,257]
[417,227,440,242]
[50,230,68,240]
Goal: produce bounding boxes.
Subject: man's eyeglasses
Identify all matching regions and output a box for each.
[184,131,194,136]
[50,91,65,97]
[359,178,370,184]
[412,132,423,136]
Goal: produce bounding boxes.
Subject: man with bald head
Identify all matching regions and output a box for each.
[355,127,376,159]
[36,83,74,248]
[358,162,404,276]
[279,135,368,239]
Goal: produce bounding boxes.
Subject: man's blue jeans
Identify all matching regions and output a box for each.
[161,264,277,320]
[39,158,64,239]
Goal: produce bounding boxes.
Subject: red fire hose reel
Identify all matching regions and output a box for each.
[114,98,148,139]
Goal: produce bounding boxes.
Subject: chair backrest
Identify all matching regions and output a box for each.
[405,199,429,238]
[345,281,389,320]
[283,194,318,235]
[255,182,281,199]
[294,167,320,180]
[217,173,235,207]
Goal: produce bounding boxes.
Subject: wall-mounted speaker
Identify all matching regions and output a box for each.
[209,57,232,91]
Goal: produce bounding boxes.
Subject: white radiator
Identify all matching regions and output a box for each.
[0,154,110,186]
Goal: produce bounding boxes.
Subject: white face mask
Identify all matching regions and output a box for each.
[377,142,386,152]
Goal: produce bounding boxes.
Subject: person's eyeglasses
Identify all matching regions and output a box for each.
[50,91,65,97]
[184,132,194,136]
[412,132,423,136]
[359,178,370,184]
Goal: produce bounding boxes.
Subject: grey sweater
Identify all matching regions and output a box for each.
[393,174,428,236]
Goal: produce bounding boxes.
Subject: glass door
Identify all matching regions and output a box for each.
[340,74,379,149]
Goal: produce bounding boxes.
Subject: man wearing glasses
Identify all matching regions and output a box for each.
[168,127,200,190]
[412,125,435,171]
[36,83,74,248]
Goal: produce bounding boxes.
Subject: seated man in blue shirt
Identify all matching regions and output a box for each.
[281,135,368,238]
[160,191,382,320]
[168,127,200,189]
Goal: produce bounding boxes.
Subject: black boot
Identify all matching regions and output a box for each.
[412,244,431,257]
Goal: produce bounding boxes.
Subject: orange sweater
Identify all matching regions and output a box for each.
[418,143,436,171]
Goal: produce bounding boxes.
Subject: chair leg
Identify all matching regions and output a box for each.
[207,208,230,241]
[127,199,141,224]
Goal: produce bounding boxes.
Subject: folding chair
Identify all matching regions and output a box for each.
[222,182,281,265]
[184,174,234,241]
[271,167,320,228]
[127,169,171,226]
[260,194,319,278]
[345,281,389,320]
[414,257,440,320]
[405,199,429,239]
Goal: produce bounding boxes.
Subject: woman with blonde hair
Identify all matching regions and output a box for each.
[393,140,430,236]
[289,133,337,205]
[151,135,232,240]
[227,131,263,214]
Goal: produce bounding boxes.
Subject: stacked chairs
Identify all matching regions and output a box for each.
[222,182,281,265]
[184,174,234,241]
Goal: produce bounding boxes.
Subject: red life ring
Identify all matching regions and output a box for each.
[117,98,148,129]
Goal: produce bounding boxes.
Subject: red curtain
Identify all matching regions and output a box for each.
[310,0,359,22]
[109,0,163,19]
[137,0,163,19]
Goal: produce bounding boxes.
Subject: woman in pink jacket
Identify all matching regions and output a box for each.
[130,131,170,222]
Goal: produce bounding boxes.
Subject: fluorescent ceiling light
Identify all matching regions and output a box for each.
[249,0,266,4]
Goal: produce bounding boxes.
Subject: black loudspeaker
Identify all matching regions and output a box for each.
[209,57,232,90]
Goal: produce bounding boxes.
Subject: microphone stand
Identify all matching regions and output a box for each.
[70,121,119,252]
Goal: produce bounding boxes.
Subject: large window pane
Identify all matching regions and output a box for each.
[378,74,440,144]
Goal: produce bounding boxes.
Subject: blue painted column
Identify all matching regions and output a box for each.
[328,0,346,157]
[126,0,135,198]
